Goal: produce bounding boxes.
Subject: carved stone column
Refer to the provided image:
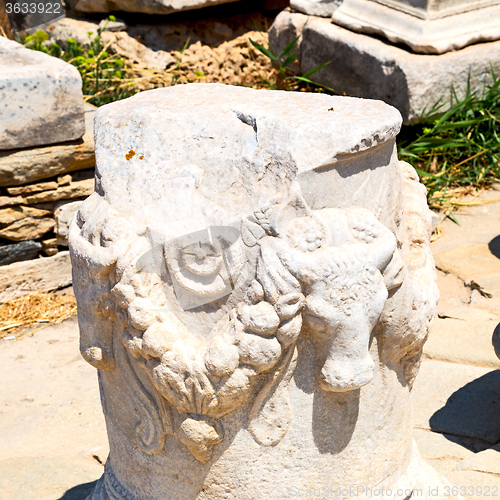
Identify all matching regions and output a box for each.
[70,84,447,500]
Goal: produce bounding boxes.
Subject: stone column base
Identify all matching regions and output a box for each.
[87,441,457,500]
[269,10,500,124]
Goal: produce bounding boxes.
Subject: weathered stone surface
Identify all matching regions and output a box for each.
[48,18,99,45]
[0,196,24,208]
[0,37,84,150]
[0,105,95,187]
[49,19,174,71]
[0,317,108,500]
[55,200,81,246]
[6,181,58,196]
[290,0,341,17]
[23,178,94,204]
[446,470,500,494]
[426,308,500,368]
[457,449,500,475]
[0,240,42,266]
[413,429,474,462]
[330,0,500,54]
[41,238,58,256]
[74,0,241,16]
[100,31,174,70]
[69,84,448,500]
[0,206,52,226]
[269,10,500,124]
[0,217,55,242]
[0,251,72,302]
[413,359,500,444]
[434,245,500,298]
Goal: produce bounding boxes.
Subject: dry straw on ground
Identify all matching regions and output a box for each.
[0,291,77,340]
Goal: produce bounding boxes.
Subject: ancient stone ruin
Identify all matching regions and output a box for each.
[270,0,500,123]
[69,83,453,499]
[0,37,95,301]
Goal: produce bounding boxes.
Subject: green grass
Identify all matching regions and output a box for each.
[21,21,137,107]
[398,75,500,209]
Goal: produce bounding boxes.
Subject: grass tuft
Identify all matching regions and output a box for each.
[398,74,500,209]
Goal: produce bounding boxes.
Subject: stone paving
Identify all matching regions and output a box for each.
[0,189,499,499]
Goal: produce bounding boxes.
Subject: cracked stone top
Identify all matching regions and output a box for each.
[93,83,401,240]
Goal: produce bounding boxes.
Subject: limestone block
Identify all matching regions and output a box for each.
[331,0,500,54]
[0,104,95,187]
[69,84,451,500]
[0,216,55,242]
[49,19,174,71]
[0,206,52,226]
[100,32,175,70]
[55,200,81,246]
[0,37,84,150]
[74,0,240,16]
[23,178,94,204]
[0,195,24,208]
[269,10,500,124]
[0,251,72,302]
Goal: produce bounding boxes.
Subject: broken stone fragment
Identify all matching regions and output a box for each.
[7,181,59,196]
[0,251,71,302]
[49,18,174,71]
[0,217,55,241]
[0,105,95,187]
[0,206,52,226]
[55,200,81,246]
[0,240,42,266]
[0,37,85,150]
[23,178,94,204]
[41,238,59,256]
[0,196,24,208]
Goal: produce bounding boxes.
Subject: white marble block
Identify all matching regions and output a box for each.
[0,37,84,150]
[69,84,450,500]
[289,0,500,54]
[331,0,500,54]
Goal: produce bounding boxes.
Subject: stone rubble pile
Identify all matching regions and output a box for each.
[0,37,94,301]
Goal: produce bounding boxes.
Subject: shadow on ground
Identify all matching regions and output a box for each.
[430,370,500,448]
[58,480,97,500]
[489,235,500,259]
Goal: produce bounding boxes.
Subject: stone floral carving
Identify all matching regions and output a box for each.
[71,175,426,464]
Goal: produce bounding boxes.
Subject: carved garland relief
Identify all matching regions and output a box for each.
[69,162,436,464]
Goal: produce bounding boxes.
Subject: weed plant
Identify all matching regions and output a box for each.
[249,36,333,93]
[22,20,137,106]
[398,76,500,209]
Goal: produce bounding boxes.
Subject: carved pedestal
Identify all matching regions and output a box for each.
[70,84,447,500]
